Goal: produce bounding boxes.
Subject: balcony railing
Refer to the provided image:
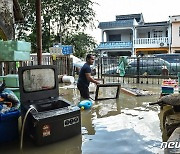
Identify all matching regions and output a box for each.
[135,37,168,45]
[96,41,133,50]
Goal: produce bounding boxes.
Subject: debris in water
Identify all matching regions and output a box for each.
[121,87,156,96]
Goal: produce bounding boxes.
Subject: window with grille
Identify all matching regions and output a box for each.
[153,31,163,38]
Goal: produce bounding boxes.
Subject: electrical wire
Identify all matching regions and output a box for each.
[20,106,38,150]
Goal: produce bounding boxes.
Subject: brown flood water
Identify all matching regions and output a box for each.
[0,83,167,154]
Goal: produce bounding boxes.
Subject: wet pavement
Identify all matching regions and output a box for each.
[0,83,166,154]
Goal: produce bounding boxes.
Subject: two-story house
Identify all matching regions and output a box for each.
[169,15,180,53]
[95,13,171,56]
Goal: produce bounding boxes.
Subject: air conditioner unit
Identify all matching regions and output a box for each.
[160,42,164,47]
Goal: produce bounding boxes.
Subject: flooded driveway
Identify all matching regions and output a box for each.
[0,83,165,154]
[59,83,165,154]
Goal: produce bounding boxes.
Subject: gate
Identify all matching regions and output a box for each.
[97,56,179,84]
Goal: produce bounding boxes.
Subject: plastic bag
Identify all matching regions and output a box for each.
[0,89,20,114]
[118,56,128,77]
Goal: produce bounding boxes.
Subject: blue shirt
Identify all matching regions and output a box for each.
[77,63,91,88]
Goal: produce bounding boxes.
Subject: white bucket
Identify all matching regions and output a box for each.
[62,75,75,83]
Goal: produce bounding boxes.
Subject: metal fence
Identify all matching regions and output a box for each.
[97,56,180,84]
[0,54,73,76]
[1,54,179,85]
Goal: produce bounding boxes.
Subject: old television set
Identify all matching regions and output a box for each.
[18,65,81,145]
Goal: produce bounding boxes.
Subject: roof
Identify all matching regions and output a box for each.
[98,19,134,29]
[98,13,169,30]
[137,21,169,27]
[13,0,24,23]
[116,13,144,23]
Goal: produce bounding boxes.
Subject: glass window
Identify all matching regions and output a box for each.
[153,31,163,38]
[109,34,121,41]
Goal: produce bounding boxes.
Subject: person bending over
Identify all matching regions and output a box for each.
[77,54,100,99]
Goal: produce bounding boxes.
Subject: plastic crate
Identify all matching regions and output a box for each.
[0,76,4,83]
[0,110,20,142]
[3,74,19,88]
[0,50,30,61]
[0,40,31,52]
[0,40,31,61]
[161,86,174,94]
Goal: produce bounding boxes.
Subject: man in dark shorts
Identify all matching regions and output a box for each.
[77,54,100,99]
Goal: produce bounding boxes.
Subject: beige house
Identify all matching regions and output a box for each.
[0,0,23,40]
[169,15,180,53]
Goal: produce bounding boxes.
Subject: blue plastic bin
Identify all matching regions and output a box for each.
[161,86,174,94]
[0,110,20,142]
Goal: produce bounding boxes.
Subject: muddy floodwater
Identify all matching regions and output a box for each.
[0,83,166,154]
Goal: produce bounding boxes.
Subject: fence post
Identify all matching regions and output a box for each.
[0,62,2,75]
[97,58,100,79]
[100,57,103,79]
[136,57,140,83]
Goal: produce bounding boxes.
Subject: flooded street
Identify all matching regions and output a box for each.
[59,83,165,154]
[0,83,166,154]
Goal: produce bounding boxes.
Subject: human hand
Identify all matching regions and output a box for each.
[95,81,100,85]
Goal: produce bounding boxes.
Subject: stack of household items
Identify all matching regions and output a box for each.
[0,40,31,61]
[0,40,31,143]
[0,81,20,142]
[161,78,178,96]
[149,73,180,153]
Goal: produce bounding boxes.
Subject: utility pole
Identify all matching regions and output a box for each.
[36,0,42,65]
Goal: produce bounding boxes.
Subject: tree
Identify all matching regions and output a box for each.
[64,32,97,58]
[16,0,97,53]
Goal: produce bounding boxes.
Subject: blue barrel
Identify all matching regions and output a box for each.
[0,110,20,142]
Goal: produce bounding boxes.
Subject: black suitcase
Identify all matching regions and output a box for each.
[18,65,81,145]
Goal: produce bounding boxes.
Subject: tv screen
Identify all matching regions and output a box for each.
[22,68,55,92]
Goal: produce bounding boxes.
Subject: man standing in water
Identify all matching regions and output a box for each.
[77,54,100,99]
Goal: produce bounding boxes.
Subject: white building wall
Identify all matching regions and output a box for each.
[138,33,147,38]
[121,32,131,41]
[171,22,180,47]
[169,15,180,53]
